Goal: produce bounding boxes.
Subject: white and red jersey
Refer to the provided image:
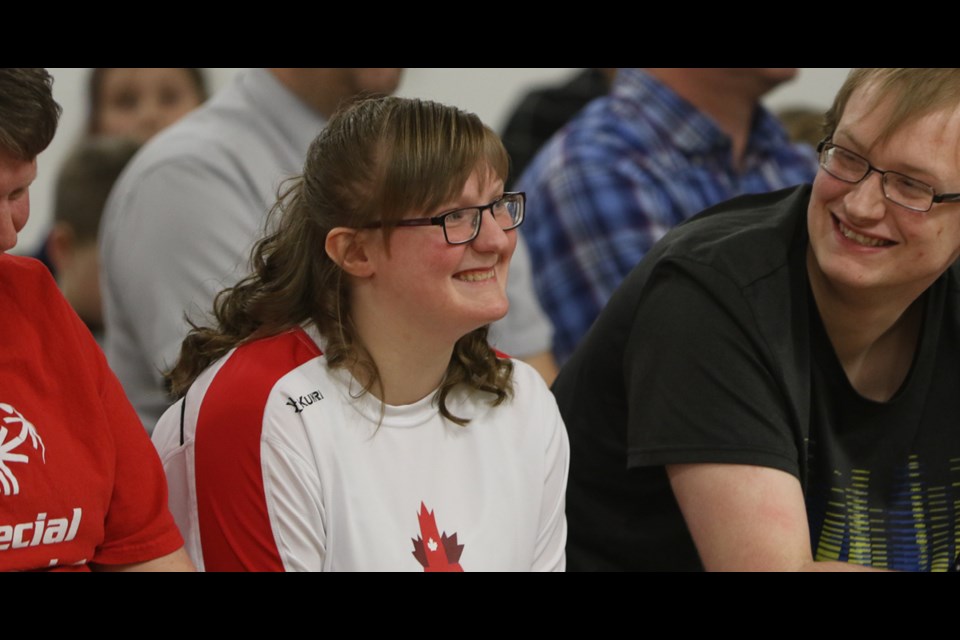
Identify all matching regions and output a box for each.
[0,255,182,571]
[152,324,568,571]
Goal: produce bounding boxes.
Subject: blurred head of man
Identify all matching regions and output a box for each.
[0,68,62,253]
[269,68,404,119]
[649,68,798,104]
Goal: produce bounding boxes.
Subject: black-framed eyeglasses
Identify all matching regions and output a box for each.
[817,138,960,213]
[363,192,525,245]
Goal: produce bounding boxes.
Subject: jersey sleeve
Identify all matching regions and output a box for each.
[156,399,326,572]
[258,435,327,571]
[624,260,801,478]
[160,395,327,573]
[170,332,326,572]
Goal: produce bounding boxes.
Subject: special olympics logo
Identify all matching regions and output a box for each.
[0,403,45,496]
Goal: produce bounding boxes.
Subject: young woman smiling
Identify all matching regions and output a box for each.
[152,96,569,572]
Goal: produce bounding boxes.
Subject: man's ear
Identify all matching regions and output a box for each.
[46,222,75,274]
[325,227,376,278]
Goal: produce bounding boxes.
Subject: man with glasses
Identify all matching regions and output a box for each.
[557,68,960,571]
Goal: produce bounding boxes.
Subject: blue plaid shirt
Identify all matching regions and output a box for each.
[517,68,818,363]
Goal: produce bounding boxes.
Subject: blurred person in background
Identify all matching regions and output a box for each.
[518,68,817,364]
[491,68,619,386]
[46,136,140,343]
[32,68,207,285]
[501,68,616,186]
[87,68,208,143]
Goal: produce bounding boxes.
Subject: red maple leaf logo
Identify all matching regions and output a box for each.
[411,502,464,572]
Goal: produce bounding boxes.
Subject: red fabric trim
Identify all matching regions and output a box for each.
[194,328,321,571]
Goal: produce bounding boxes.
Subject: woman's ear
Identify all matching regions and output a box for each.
[326,227,376,278]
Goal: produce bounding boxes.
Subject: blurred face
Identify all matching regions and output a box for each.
[95,68,204,143]
[721,68,798,98]
[366,168,516,343]
[273,68,403,118]
[342,68,404,97]
[807,84,960,298]
[749,67,798,83]
[0,151,37,253]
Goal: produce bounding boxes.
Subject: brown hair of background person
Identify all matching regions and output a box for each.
[53,136,140,244]
[47,136,140,331]
[167,96,514,425]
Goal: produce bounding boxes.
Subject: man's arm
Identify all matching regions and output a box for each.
[622,264,883,571]
[667,463,882,572]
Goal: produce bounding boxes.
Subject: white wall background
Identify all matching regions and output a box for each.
[20,68,850,255]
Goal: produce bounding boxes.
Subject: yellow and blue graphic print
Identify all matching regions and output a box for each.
[809,455,960,572]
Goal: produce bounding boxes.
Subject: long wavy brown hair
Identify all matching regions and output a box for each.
[166,96,514,425]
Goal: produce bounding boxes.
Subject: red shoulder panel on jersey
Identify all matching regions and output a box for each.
[194,327,321,571]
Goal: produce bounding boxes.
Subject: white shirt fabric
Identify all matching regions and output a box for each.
[99,68,327,431]
[152,324,568,571]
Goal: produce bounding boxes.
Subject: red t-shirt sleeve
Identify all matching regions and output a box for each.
[58,268,184,566]
[92,358,184,565]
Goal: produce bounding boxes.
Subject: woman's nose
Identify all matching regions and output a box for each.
[471,209,511,252]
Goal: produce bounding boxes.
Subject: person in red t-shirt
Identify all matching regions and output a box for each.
[0,68,193,571]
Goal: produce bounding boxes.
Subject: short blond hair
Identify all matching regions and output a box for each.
[825,68,960,145]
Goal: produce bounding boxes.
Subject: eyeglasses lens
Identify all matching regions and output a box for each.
[821,145,934,212]
[492,195,524,230]
[443,194,524,244]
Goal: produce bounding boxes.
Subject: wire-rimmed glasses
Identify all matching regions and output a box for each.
[817,139,960,212]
